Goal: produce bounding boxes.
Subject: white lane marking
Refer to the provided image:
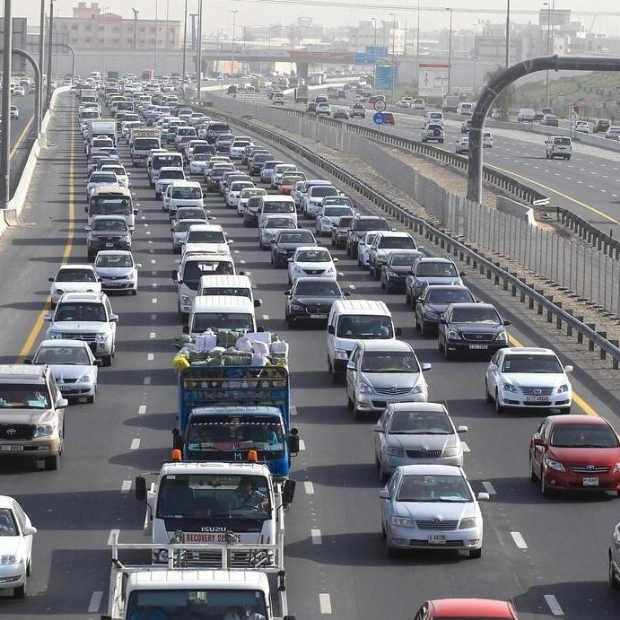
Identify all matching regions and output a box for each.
[544,594,564,616]
[152,283,158,288]
[88,591,103,613]
[144,376,151,385]
[291,406,297,416]
[349,284,356,290]
[150,332,156,339]
[298,439,306,451]
[601,189,607,193]
[151,259,156,264]
[262,314,270,320]
[304,481,315,495]
[147,353,154,361]
[138,405,147,415]
[106,529,120,546]
[234,249,240,254]
[130,438,141,450]
[311,528,322,545]
[152,298,158,304]
[462,442,470,453]
[482,481,496,495]
[510,531,528,549]
[140,215,146,219]
[121,480,132,493]
[146,230,151,235]
[319,593,332,614]
[240,259,246,264]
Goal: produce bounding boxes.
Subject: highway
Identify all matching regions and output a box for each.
[5,92,38,198]
[1,91,620,619]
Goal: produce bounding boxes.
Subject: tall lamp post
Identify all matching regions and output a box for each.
[371,17,377,88]
[196,0,203,102]
[505,0,511,67]
[1,0,13,207]
[446,7,453,95]
[181,0,188,93]
[39,0,46,129]
[154,0,159,77]
[231,10,238,78]
[389,12,396,103]
[416,0,420,79]
[544,1,551,107]
[102,7,109,80]
[46,0,55,106]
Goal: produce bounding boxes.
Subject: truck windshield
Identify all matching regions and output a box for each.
[200,287,252,299]
[182,261,235,289]
[186,417,285,460]
[156,473,271,519]
[126,590,267,619]
[135,138,160,150]
[90,196,132,216]
[191,312,254,333]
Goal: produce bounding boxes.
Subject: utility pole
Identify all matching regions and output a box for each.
[46,0,54,106]
[505,0,511,68]
[1,0,13,208]
[38,0,45,130]
[181,0,188,91]
[231,10,238,77]
[190,13,197,50]
[131,8,138,50]
[154,0,158,77]
[197,0,203,102]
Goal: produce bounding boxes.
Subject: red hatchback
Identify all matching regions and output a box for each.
[413,598,519,619]
[529,414,620,496]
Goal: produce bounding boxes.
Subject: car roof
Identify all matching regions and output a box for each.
[500,347,554,356]
[428,598,517,617]
[546,414,608,426]
[57,292,106,302]
[389,402,447,413]
[399,464,465,476]
[95,250,133,258]
[449,302,495,310]
[357,339,413,353]
[91,214,127,221]
[38,338,91,349]
[192,295,255,312]
[57,264,95,271]
[187,224,224,231]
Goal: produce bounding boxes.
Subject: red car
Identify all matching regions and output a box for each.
[279,173,306,196]
[384,112,395,125]
[413,598,519,620]
[529,414,620,496]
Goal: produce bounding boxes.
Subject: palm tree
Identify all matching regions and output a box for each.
[485,65,516,121]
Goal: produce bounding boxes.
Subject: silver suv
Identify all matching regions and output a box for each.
[421,123,444,143]
[44,292,118,366]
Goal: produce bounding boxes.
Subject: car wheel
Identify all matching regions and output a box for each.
[102,354,113,368]
[469,548,482,559]
[327,357,333,376]
[541,467,551,496]
[86,390,96,405]
[485,379,493,403]
[559,406,571,414]
[405,291,411,306]
[384,280,392,293]
[381,518,386,538]
[380,275,385,290]
[332,371,342,385]
[44,454,59,471]
[379,464,389,483]
[495,390,505,414]
[567,155,571,160]
[347,392,353,410]
[437,334,443,351]
[529,454,538,482]
[420,320,429,337]
[287,316,296,329]
[87,251,95,262]
[443,341,452,360]
[26,559,31,577]
[609,553,620,589]
[385,536,397,558]
[410,294,417,310]
[14,579,26,599]
[374,451,380,469]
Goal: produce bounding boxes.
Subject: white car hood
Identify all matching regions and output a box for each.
[95,267,135,278]
[48,321,107,333]
[51,365,94,381]
[52,282,100,294]
[397,500,476,523]
[386,433,455,453]
[502,372,569,388]
[361,371,421,390]
[293,261,333,271]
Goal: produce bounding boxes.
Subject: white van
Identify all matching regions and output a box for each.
[326,299,401,382]
[198,274,261,307]
[545,136,572,160]
[185,295,258,338]
[86,185,138,230]
[424,110,444,127]
[457,102,474,116]
[257,195,297,228]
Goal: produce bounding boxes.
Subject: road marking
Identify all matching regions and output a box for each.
[240,259,246,264]
[17,101,76,362]
[152,298,158,304]
[262,314,270,320]
[290,406,297,416]
[311,528,322,544]
[88,591,103,613]
[349,284,356,290]
[298,439,306,451]
[510,531,528,549]
[144,376,151,385]
[150,332,156,339]
[121,480,132,493]
[146,230,151,235]
[304,481,315,495]
[130,438,141,450]
[138,405,147,415]
[462,442,470,453]
[151,259,156,264]
[544,594,564,616]
[481,481,496,495]
[319,593,332,614]
[508,335,597,416]
[106,529,120,546]
[147,353,154,361]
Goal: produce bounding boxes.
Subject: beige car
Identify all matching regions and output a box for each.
[0,365,67,470]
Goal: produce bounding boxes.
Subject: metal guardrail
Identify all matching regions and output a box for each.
[191,99,620,369]
[557,207,620,259]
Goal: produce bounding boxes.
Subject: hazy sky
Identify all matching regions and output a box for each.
[13,0,620,37]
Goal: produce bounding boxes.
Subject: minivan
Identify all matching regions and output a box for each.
[457,102,474,116]
[165,180,204,218]
[185,295,258,338]
[198,274,261,307]
[326,299,401,382]
[545,136,572,160]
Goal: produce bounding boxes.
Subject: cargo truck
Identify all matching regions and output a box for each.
[130,128,162,166]
[442,95,461,113]
[86,119,117,146]
[294,85,309,104]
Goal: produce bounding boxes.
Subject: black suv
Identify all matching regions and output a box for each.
[331,216,354,249]
[594,119,611,134]
[86,215,132,261]
[350,103,366,119]
[345,216,390,258]
[285,277,349,327]
[414,284,475,337]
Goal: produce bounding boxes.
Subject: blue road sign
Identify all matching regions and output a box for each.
[354,53,376,65]
[373,112,386,125]
[375,65,396,91]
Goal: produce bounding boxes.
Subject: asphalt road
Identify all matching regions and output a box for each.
[5,92,38,198]
[1,91,620,619]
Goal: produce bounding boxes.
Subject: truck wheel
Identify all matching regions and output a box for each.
[44,454,59,471]
[102,354,113,367]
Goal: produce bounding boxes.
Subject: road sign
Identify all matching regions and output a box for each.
[418,64,450,97]
[375,65,395,91]
[373,99,387,112]
[373,112,386,125]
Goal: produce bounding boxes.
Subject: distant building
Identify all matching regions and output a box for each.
[53,2,181,51]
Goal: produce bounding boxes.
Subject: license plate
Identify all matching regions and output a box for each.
[182,532,228,543]
[59,385,72,391]
[525,396,548,402]
[583,477,599,486]
[427,535,446,545]
[469,344,488,350]
[105,243,114,248]
[310,314,327,319]
[106,282,124,287]
[0,445,23,451]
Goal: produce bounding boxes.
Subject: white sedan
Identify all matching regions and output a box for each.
[574,120,590,134]
[259,215,297,250]
[484,346,573,414]
[100,164,130,188]
[287,246,339,285]
[455,136,469,154]
[49,264,101,306]
[29,339,100,403]
[0,495,37,599]
[93,250,141,295]
[226,180,255,208]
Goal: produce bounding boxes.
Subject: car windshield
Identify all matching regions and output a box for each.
[160,170,185,179]
[296,249,330,262]
[54,302,107,322]
[282,175,305,184]
[264,218,296,229]
[501,354,562,373]
[360,352,419,373]
[92,218,128,231]
[278,232,314,244]
[90,197,132,216]
[379,237,416,249]
[177,209,206,220]
[187,230,225,243]
[0,384,51,410]
[311,186,338,197]
[554,137,571,145]
[101,167,124,176]
[182,261,235,289]
[396,474,472,503]
[337,315,393,338]
[56,268,97,282]
[294,280,341,296]
[95,253,133,268]
[550,424,620,448]
[241,189,265,198]
[192,312,254,332]
[356,219,389,232]
[201,287,251,299]
[324,207,353,217]
[417,262,458,277]
[192,153,209,161]
[389,254,420,267]
[389,410,453,435]
[34,345,91,365]
[171,187,202,199]
[263,202,294,213]
[90,173,117,183]
[427,289,473,304]
[230,182,254,191]
[450,308,500,324]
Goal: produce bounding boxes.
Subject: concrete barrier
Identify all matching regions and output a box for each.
[496,195,537,227]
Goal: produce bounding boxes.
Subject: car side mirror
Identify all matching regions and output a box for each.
[395,327,402,336]
[327,325,335,335]
[84,206,88,212]
[372,424,383,432]
[110,314,119,322]
[182,324,190,334]
[22,525,37,536]
[460,271,466,277]
[254,299,262,307]
[477,492,490,501]
[532,436,546,447]
[439,319,447,324]
[343,291,351,297]
[503,320,511,326]
[48,277,55,282]
[24,357,33,364]
[284,290,291,296]
[94,359,103,367]
[287,258,293,262]
[171,269,178,282]
[135,475,147,501]
[564,365,573,373]
[378,488,390,499]
[84,226,91,231]
[346,361,355,370]
[421,362,432,372]
[44,314,52,322]
[56,398,69,408]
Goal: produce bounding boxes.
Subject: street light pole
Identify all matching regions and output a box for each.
[544,1,551,107]
[505,0,511,68]
[103,7,109,80]
[181,0,187,94]
[389,12,396,103]
[39,0,45,130]
[1,0,13,208]
[154,0,158,77]
[231,10,238,77]
[46,0,54,106]
[416,0,420,77]
[446,7,453,95]
[197,0,202,102]
[371,17,377,88]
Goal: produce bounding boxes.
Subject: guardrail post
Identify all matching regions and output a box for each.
[576,316,585,343]
[518,278,527,303]
[598,333,608,359]
[566,310,573,337]
[537,290,545,314]
[586,323,596,350]
[610,341,619,369]
[546,296,554,322]
[555,302,563,328]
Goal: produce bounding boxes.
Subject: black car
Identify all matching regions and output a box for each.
[379,250,425,293]
[437,302,510,360]
[243,195,265,228]
[284,277,349,327]
[270,229,316,267]
[346,215,390,258]
[86,215,132,261]
[593,119,611,134]
[414,285,476,336]
[331,216,355,249]
[249,153,273,175]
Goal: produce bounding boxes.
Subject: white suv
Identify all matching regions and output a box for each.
[45,292,119,367]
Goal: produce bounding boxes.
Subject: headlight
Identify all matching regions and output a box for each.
[76,372,93,384]
[34,423,56,438]
[459,517,479,529]
[95,332,109,343]
[392,516,415,528]
[386,446,405,457]
[358,381,373,394]
[411,383,425,394]
[545,458,565,472]
[494,331,507,342]
[443,446,461,457]
[557,384,570,393]
[502,382,518,393]
[334,348,349,360]
[290,304,304,311]
[325,266,335,274]
[181,295,191,305]
[48,331,62,339]
[447,329,461,340]
[54,288,64,296]
[0,555,18,565]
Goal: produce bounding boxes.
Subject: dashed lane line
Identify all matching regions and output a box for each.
[87,591,103,613]
[304,482,315,495]
[510,531,528,549]
[481,481,497,495]
[319,593,332,614]
[544,594,564,616]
